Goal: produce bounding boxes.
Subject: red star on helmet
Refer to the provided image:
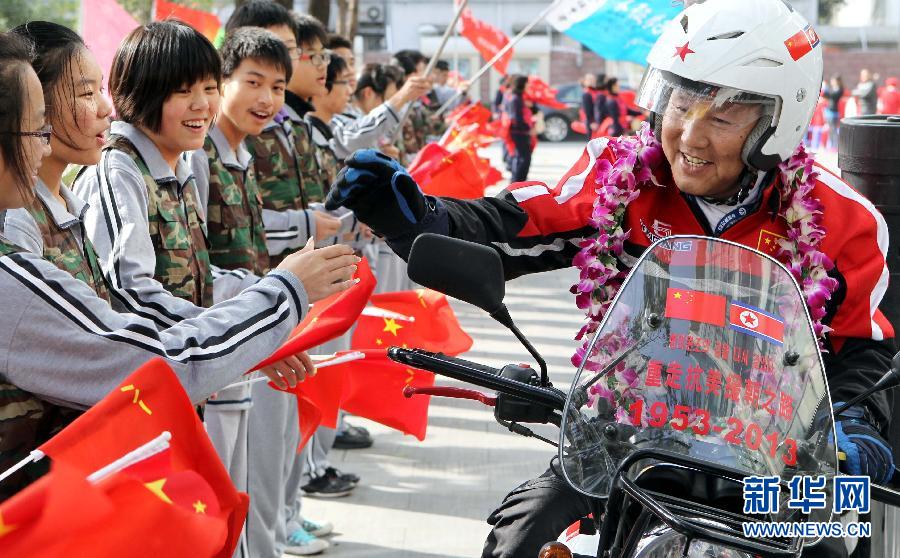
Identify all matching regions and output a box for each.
[673,42,696,62]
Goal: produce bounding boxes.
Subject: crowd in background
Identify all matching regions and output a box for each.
[808,68,900,152]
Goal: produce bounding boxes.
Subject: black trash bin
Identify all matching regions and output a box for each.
[838,114,900,458]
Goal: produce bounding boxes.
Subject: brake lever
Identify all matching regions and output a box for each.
[403,385,497,406]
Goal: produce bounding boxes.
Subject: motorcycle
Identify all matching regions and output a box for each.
[389,233,900,558]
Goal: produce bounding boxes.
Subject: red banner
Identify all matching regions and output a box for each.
[456,0,513,75]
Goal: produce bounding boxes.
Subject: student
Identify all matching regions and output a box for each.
[503,74,535,182]
[4,22,113,299]
[326,33,356,91]
[228,1,342,267]
[0,29,356,499]
[391,49,431,162]
[307,54,352,186]
[286,9,362,510]
[330,62,428,161]
[184,27,295,558]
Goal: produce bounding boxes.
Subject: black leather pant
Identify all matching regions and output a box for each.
[481,463,852,558]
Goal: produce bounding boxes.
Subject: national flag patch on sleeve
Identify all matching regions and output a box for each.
[728,302,785,345]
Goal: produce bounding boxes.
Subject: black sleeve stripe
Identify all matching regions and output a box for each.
[2,254,291,363]
[96,153,190,327]
[269,273,303,317]
[266,229,302,240]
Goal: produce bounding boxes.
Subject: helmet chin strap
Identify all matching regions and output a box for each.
[700,167,758,206]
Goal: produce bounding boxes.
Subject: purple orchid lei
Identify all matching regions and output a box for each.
[571,124,836,370]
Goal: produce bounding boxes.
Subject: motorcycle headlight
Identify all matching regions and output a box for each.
[633,525,755,558]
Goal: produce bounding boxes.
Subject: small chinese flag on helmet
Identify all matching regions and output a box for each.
[785,24,820,61]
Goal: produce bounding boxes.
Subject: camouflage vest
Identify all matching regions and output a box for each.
[203,137,269,275]
[247,125,307,212]
[0,239,81,499]
[314,144,341,188]
[106,136,214,307]
[402,103,429,157]
[290,119,326,204]
[23,193,111,303]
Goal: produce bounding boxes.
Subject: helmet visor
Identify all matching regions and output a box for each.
[636,68,778,132]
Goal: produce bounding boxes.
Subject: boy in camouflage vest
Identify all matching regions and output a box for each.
[222,6,342,555]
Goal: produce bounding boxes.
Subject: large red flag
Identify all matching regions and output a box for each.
[456,1,513,75]
[38,359,246,558]
[154,0,222,42]
[338,350,436,440]
[352,289,473,355]
[254,257,376,369]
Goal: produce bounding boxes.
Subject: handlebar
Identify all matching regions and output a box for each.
[388,347,567,411]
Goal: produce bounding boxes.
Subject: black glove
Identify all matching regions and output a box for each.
[325,149,428,239]
[833,404,895,484]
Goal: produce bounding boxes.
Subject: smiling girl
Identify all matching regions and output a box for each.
[4,22,112,300]
[73,20,229,323]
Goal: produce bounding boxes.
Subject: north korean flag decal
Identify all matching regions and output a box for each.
[729,301,784,346]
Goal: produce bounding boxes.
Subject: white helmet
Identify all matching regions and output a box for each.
[637,0,824,171]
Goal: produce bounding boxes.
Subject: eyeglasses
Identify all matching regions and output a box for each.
[286,47,302,61]
[331,80,350,86]
[11,124,53,146]
[298,50,332,67]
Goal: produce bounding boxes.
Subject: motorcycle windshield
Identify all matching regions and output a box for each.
[560,237,837,523]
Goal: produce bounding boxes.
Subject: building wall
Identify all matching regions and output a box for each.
[824,49,900,85]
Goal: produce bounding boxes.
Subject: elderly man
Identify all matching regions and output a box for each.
[327,1,896,556]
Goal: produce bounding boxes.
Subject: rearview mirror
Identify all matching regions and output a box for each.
[407,234,505,314]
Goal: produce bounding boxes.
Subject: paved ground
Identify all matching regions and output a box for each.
[300,140,586,558]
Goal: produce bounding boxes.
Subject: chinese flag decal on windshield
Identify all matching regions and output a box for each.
[664,288,726,327]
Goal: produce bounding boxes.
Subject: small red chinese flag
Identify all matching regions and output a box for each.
[339,350,436,440]
[524,77,567,110]
[1,450,230,557]
[38,359,246,558]
[254,257,376,369]
[409,143,485,199]
[0,462,111,556]
[664,288,726,327]
[352,289,473,356]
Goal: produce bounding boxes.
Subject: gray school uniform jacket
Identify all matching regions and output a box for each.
[0,229,307,409]
[72,122,257,326]
[329,102,401,160]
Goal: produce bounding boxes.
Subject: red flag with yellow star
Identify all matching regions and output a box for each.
[254,257,376,369]
[338,350,436,440]
[408,143,486,199]
[0,451,229,557]
[37,359,246,558]
[351,289,473,356]
[0,461,110,556]
[664,288,726,327]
